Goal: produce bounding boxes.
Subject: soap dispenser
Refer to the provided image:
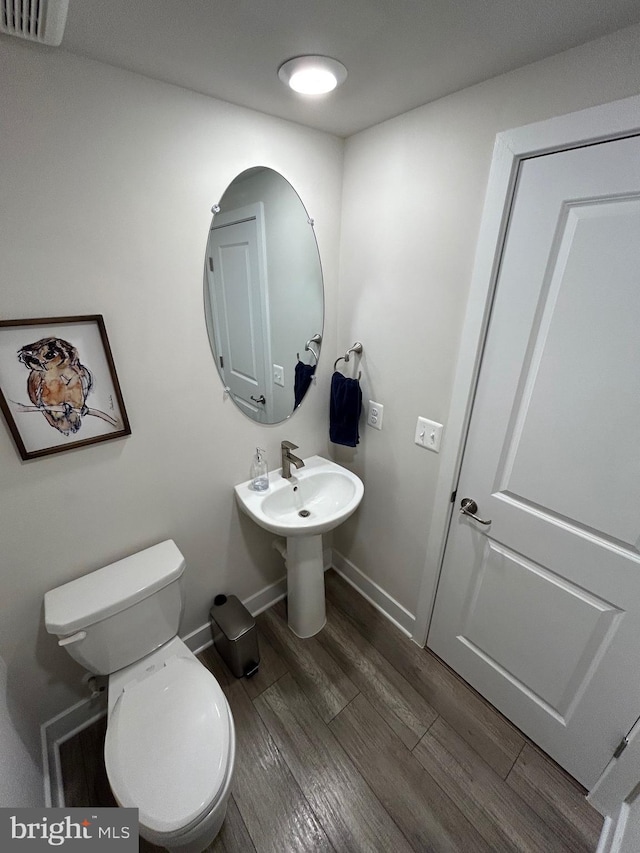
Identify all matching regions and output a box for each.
[250,448,269,491]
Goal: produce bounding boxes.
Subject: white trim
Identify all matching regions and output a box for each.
[411,92,640,648]
[411,133,518,646]
[589,714,640,817]
[41,695,107,806]
[45,706,110,808]
[181,619,215,656]
[41,718,52,808]
[596,817,615,853]
[597,804,640,853]
[242,574,288,617]
[331,549,415,637]
[611,809,630,853]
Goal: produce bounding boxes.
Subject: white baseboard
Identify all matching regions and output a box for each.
[330,549,416,637]
[242,575,288,617]
[41,696,107,807]
[182,619,215,657]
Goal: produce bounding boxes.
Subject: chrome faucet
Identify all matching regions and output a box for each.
[281,441,305,479]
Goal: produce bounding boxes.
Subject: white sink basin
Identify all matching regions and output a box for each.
[235,455,364,537]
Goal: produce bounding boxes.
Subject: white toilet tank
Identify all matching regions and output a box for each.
[44,540,186,675]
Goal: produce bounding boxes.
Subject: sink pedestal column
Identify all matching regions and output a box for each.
[285,534,326,638]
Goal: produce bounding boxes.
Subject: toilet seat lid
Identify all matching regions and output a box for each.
[105,655,231,836]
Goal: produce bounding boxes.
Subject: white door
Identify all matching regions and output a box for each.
[428,134,640,789]
[206,203,271,422]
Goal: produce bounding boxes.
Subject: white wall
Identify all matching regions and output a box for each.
[0,38,343,766]
[334,23,640,626]
[0,655,42,806]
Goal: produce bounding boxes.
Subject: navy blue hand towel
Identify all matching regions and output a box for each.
[294,361,316,408]
[330,371,362,447]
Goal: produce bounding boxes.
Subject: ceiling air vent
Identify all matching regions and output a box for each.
[0,0,69,46]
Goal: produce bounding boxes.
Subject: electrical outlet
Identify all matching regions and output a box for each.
[367,400,384,430]
[415,416,443,452]
[273,364,284,387]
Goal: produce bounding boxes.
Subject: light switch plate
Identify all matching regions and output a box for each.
[415,416,443,452]
[273,364,284,387]
[367,400,384,430]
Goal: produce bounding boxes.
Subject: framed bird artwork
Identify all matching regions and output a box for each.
[0,315,131,460]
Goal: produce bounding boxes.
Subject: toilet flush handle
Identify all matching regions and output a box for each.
[58,631,87,647]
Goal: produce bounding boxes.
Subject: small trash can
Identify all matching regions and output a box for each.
[210,594,260,678]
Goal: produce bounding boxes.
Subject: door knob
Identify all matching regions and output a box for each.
[460,498,492,525]
[250,395,266,405]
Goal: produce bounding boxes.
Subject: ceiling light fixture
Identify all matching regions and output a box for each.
[278,55,347,95]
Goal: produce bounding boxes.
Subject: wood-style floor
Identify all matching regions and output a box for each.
[60,569,604,852]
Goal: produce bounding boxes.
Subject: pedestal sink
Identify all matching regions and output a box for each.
[234,455,364,637]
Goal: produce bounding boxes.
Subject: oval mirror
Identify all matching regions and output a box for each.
[204,167,324,424]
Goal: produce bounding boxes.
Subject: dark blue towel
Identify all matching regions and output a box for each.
[294,361,316,409]
[330,371,362,447]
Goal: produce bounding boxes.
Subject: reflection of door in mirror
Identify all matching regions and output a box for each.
[203,167,324,424]
[206,203,271,423]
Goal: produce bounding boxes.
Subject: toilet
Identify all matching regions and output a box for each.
[44,540,235,853]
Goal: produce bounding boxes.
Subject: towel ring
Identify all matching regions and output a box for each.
[298,333,322,364]
[305,333,322,364]
[334,341,363,376]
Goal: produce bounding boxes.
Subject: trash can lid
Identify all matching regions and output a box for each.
[211,594,255,641]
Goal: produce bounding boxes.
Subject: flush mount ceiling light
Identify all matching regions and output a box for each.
[278,55,347,95]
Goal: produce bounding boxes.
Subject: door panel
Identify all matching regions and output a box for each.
[206,207,270,421]
[428,135,640,787]
[502,199,640,546]
[461,541,621,719]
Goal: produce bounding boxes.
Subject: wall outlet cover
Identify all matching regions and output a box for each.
[367,400,384,430]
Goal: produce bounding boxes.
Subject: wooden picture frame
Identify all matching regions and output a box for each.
[0,315,131,460]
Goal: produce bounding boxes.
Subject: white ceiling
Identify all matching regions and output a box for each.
[59,0,640,137]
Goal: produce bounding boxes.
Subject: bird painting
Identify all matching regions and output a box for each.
[17,336,93,435]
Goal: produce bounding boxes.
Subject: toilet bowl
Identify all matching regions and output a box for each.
[44,540,235,853]
[105,637,235,852]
